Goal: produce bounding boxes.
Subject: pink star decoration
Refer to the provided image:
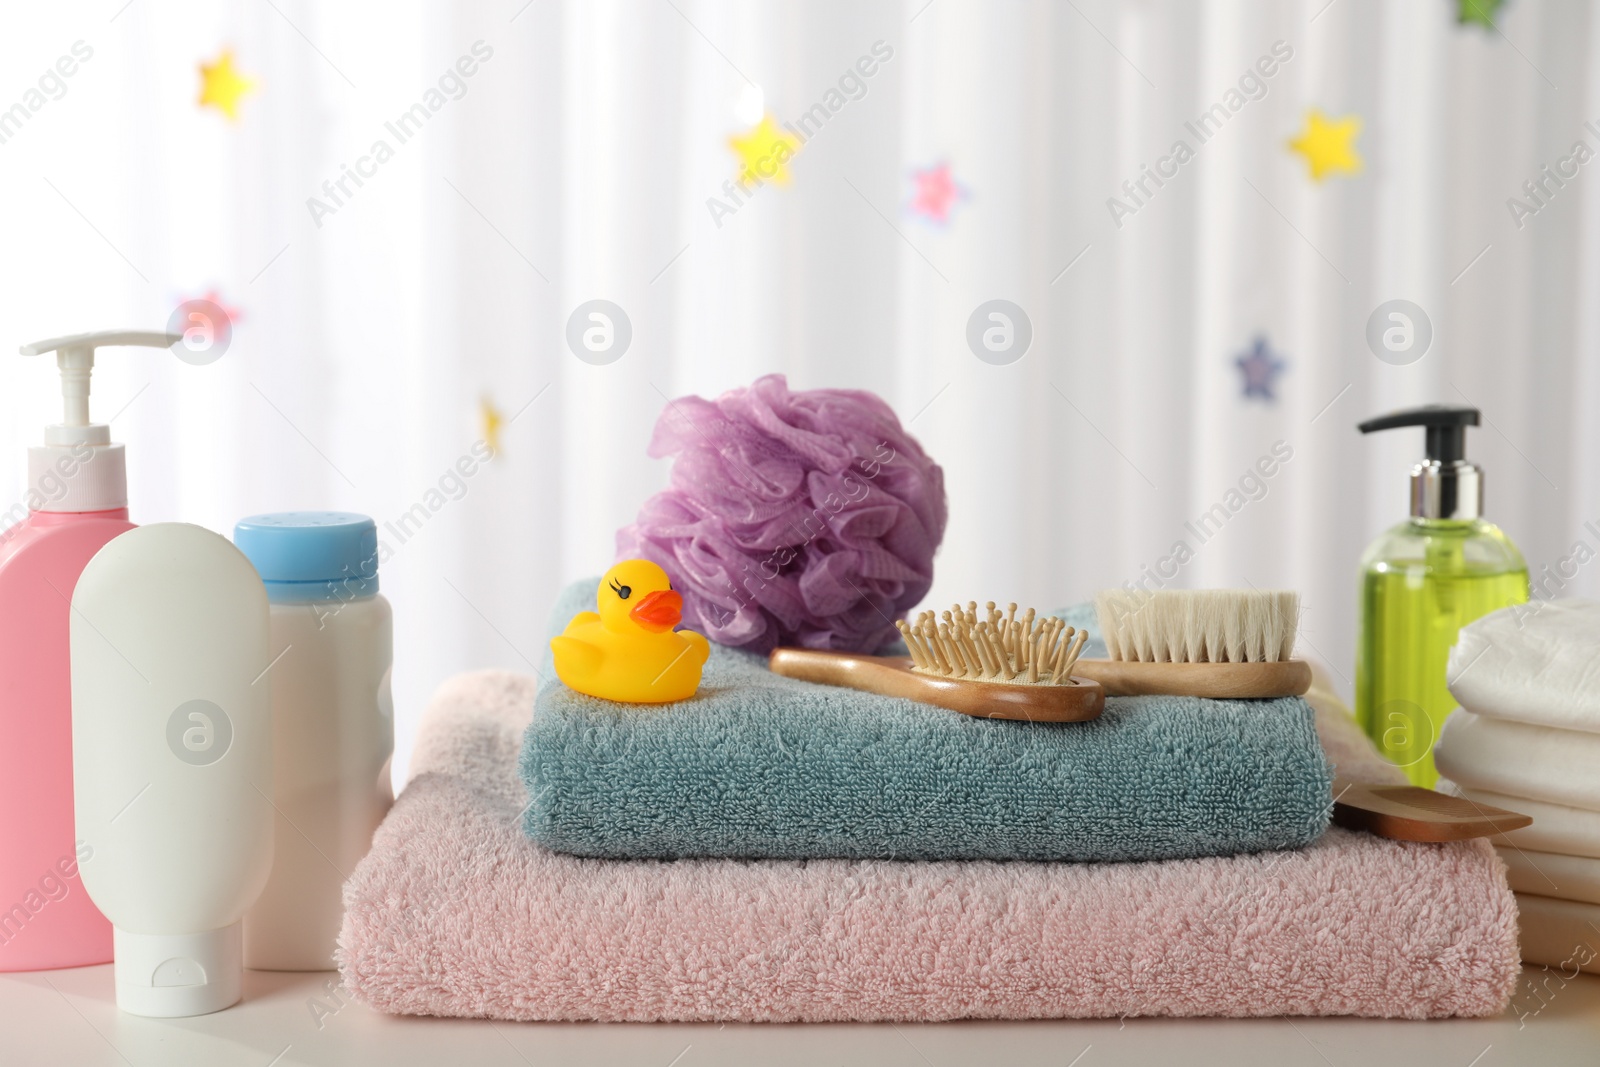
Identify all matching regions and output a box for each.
[908,162,969,225]
[197,289,242,325]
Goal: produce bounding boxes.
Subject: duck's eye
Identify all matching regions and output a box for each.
[615,585,631,599]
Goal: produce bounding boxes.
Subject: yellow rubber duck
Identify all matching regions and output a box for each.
[551,559,710,703]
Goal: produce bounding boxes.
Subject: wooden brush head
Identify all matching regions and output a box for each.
[896,601,1089,686]
[1094,589,1300,664]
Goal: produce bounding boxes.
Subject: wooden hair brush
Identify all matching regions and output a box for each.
[768,602,1104,722]
[770,588,1310,720]
[883,590,1312,699]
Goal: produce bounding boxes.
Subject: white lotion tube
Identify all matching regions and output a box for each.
[71,523,273,1017]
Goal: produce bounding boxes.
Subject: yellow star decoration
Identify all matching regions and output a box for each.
[480,396,503,458]
[729,114,799,186]
[198,49,255,121]
[1288,110,1363,182]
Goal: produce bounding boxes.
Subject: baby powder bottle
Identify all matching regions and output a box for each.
[233,512,393,970]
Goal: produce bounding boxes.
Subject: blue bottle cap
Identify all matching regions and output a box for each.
[233,512,379,602]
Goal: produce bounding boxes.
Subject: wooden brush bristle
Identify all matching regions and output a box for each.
[895,602,1090,686]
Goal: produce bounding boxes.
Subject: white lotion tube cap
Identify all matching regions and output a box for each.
[19,330,181,512]
[113,924,242,1018]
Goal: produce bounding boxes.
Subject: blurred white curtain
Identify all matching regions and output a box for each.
[2,0,1597,784]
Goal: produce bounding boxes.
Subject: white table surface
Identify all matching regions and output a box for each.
[3,964,1597,1066]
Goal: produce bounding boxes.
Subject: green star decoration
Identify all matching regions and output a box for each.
[1457,0,1505,27]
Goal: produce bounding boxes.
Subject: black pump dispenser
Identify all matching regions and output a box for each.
[1358,404,1483,520]
[1357,405,1478,463]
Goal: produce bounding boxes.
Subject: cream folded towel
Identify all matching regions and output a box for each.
[1447,599,1600,732]
[1445,784,1600,858]
[1513,894,1600,978]
[1435,710,1600,811]
[1499,849,1600,906]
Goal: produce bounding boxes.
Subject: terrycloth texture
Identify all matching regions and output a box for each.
[1448,599,1600,733]
[339,668,1519,1022]
[1435,710,1600,811]
[1500,849,1600,906]
[1445,784,1600,859]
[1303,677,1410,786]
[521,581,1332,862]
[1513,894,1600,977]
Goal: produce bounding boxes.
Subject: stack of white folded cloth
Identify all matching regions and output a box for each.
[1435,599,1600,976]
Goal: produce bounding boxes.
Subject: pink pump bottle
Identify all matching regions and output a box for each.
[0,330,178,971]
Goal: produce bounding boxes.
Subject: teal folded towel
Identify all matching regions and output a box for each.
[520,579,1332,862]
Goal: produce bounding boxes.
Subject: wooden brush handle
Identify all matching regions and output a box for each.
[1069,658,1312,699]
[767,649,1104,723]
[1331,778,1533,842]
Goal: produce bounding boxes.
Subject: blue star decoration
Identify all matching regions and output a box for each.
[1236,337,1286,402]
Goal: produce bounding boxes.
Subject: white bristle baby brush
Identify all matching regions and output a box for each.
[1077,589,1311,697]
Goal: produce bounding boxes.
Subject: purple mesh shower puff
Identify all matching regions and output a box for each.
[616,374,947,655]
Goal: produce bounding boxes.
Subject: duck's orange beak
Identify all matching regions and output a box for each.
[629,589,683,632]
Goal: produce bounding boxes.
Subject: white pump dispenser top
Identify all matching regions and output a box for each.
[19,330,180,513]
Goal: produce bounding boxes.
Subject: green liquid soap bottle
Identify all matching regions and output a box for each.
[1355,405,1527,786]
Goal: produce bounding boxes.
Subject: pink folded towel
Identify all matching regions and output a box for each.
[337,670,1519,1022]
